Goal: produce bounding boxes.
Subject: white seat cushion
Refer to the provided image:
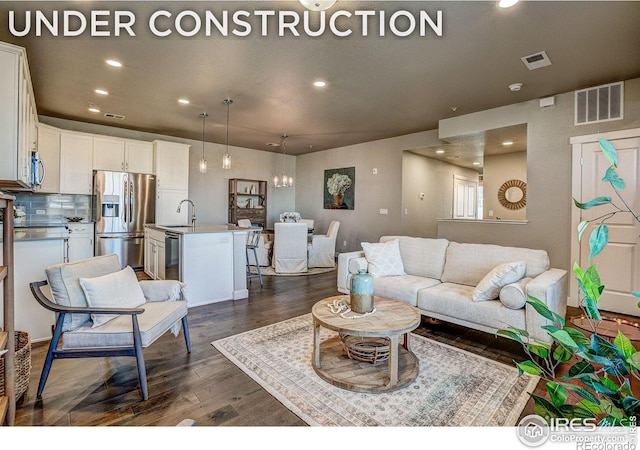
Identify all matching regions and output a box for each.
[374,275,440,306]
[62,301,188,349]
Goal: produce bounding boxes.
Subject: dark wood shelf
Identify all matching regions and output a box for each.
[229,179,267,227]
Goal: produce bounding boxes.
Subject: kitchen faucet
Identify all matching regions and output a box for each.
[177,199,196,227]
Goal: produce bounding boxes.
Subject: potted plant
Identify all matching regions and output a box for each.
[498,138,640,425]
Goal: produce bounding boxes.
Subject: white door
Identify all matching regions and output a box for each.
[453,175,477,219]
[571,130,640,316]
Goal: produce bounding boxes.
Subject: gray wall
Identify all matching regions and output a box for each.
[483,151,527,220]
[296,77,640,272]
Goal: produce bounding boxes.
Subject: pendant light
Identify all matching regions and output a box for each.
[199,112,208,173]
[299,0,337,11]
[222,98,233,170]
[273,134,294,188]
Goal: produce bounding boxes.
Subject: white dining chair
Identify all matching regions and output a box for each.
[308,221,340,268]
[272,222,308,274]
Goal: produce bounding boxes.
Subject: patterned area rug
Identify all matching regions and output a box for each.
[211,313,538,426]
[250,266,336,277]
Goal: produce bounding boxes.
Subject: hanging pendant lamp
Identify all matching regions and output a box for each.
[199,112,208,173]
[273,134,294,188]
[222,98,233,170]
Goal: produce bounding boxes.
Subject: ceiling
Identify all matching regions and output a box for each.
[1,1,639,156]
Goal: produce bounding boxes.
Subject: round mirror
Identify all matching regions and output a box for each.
[497,179,527,210]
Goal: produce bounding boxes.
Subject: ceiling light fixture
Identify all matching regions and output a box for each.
[94,89,108,95]
[199,112,208,173]
[222,98,233,170]
[509,82,523,92]
[299,0,337,11]
[88,107,100,113]
[105,59,122,67]
[273,134,294,188]
[502,141,514,146]
[497,0,519,8]
[313,80,327,88]
[178,98,190,105]
[435,149,445,154]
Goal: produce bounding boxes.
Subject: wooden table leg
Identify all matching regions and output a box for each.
[313,319,321,369]
[403,333,410,351]
[387,334,399,387]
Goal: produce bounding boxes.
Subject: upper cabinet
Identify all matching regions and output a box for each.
[0,42,37,189]
[153,140,190,190]
[36,123,61,193]
[59,131,93,195]
[93,136,153,174]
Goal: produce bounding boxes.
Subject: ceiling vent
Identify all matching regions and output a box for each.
[104,112,126,120]
[575,81,624,125]
[521,51,552,70]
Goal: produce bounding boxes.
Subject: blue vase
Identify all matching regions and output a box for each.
[350,270,374,313]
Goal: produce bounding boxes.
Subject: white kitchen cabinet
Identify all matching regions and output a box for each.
[0,239,63,342]
[144,226,165,280]
[67,222,94,262]
[153,140,190,190]
[59,131,93,195]
[93,136,153,174]
[36,123,61,193]
[155,189,190,225]
[0,41,37,189]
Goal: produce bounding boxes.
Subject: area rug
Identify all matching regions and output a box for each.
[211,313,538,426]
[250,266,336,277]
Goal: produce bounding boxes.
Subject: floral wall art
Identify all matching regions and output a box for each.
[324,167,355,210]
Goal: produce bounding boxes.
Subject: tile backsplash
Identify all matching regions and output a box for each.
[6,192,92,225]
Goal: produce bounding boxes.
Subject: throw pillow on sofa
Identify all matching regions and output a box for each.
[361,239,406,278]
[499,277,532,309]
[472,261,526,302]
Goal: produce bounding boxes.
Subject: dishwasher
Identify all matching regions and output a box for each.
[164,231,182,281]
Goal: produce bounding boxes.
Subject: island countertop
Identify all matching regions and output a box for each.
[145,223,258,234]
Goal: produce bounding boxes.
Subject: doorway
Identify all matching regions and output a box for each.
[570,129,640,316]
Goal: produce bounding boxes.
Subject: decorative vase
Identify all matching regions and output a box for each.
[350,270,374,314]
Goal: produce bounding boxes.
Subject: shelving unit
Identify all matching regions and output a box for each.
[0,192,15,426]
[228,179,267,227]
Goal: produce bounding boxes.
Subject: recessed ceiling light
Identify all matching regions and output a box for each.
[497,0,519,8]
[502,141,514,146]
[472,162,481,166]
[435,149,445,154]
[178,98,190,105]
[313,80,327,88]
[509,82,523,92]
[94,89,108,95]
[88,107,101,113]
[105,59,122,68]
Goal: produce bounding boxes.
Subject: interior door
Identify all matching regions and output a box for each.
[453,175,477,219]
[573,134,640,316]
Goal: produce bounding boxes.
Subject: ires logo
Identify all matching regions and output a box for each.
[517,415,598,447]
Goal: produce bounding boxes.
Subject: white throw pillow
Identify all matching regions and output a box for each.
[472,261,526,302]
[499,277,532,310]
[361,239,406,278]
[79,266,146,327]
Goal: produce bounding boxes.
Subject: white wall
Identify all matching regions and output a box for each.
[483,151,527,220]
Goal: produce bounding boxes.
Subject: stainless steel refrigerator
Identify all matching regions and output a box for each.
[93,170,156,269]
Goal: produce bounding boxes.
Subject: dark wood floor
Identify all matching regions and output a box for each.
[12,269,607,426]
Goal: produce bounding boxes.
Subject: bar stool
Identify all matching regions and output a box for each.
[245,228,263,287]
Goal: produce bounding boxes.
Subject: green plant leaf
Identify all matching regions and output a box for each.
[576,399,602,415]
[527,344,549,359]
[629,352,640,370]
[531,394,563,419]
[577,220,589,242]
[582,296,602,320]
[614,331,636,359]
[527,295,565,326]
[633,292,640,298]
[599,138,619,168]
[599,376,620,393]
[516,360,542,376]
[550,329,579,350]
[574,196,612,210]
[547,381,568,408]
[567,360,596,377]
[599,398,625,420]
[553,344,573,363]
[588,224,609,260]
[622,397,640,417]
[558,404,598,419]
[602,167,625,189]
[565,385,600,406]
[496,329,523,343]
[591,334,626,360]
[564,327,591,349]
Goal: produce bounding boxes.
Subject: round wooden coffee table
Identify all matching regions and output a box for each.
[311,295,421,393]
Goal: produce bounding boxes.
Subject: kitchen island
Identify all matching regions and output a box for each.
[144,224,251,307]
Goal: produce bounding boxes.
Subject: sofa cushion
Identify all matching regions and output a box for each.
[79,266,147,328]
[373,275,441,306]
[361,239,406,278]
[499,277,532,310]
[440,242,549,287]
[380,236,449,279]
[472,261,526,302]
[46,254,123,332]
[62,301,187,350]
[417,282,526,331]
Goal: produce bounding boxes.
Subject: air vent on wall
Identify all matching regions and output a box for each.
[521,51,552,70]
[104,112,126,120]
[575,81,624,125]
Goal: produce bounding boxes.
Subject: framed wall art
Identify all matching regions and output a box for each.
[324,167,355,210]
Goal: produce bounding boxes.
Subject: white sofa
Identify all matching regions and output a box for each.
[337,236,567,343]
